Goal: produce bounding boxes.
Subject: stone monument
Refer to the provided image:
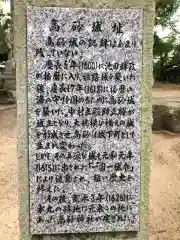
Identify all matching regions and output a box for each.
[14,1,155,240]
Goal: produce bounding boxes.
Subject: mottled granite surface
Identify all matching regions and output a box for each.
[27,7,143,235]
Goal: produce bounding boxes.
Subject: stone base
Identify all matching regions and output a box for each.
[153,104,180,133]
[0,89,16,105]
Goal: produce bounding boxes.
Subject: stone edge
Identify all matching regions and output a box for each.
[14,0,155,239]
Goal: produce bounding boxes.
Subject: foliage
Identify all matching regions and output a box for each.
[155,0,179,27]
[154,0,180,82]
[0,9,11,55]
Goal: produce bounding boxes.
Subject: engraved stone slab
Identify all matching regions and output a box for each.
[27,7,142,234]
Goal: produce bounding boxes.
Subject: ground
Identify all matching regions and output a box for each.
[153,82,180,106]
[0,107,19,240]
[149,132,180,239]
[0,83,180,239]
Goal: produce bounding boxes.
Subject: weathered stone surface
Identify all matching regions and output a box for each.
[153,104,180,133]
[27,7,142,234]
[5,60,13,73]
[0,89,15,104]
[43,233,137,240]
[152,105,167,131]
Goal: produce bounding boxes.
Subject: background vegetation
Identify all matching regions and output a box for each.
[154,0,180,83]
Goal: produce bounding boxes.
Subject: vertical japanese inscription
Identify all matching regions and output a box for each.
[27,7,142,234]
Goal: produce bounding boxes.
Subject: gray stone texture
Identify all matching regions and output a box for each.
[27,7,143,235]
[14,0,155,239]
[27,8,142,234]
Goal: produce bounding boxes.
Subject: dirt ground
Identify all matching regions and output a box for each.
[149,132,180,239]
[0,107,180,239]
[0,107,19,240]
[153,82,180,99]
[153,82,180,90]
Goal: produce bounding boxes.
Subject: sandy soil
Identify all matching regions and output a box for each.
[149,132,180,239]
[153,82,180,99]
[153,82,180,90]
[0,107,180,239]
[153,89,180,99]
[0,107,19,240]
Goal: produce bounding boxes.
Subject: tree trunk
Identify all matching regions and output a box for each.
[160,55,165,82]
